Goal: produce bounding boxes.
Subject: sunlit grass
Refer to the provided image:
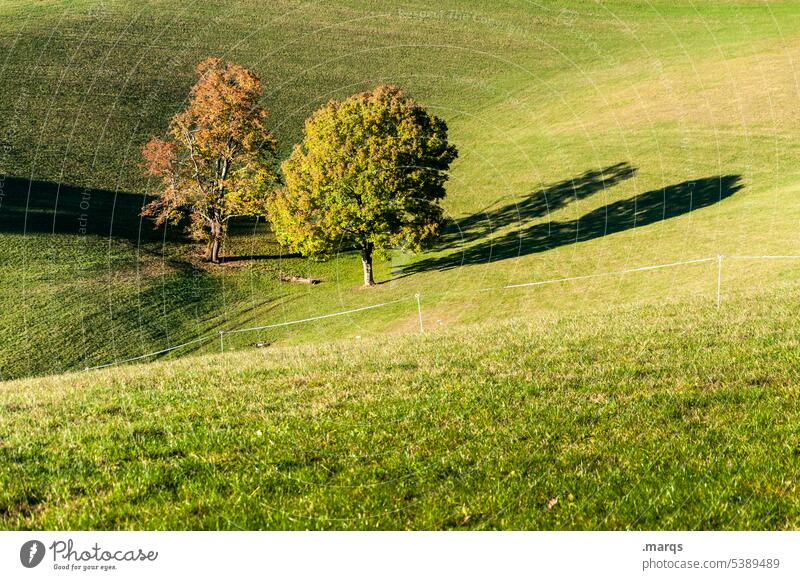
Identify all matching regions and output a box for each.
[3,1,800,377]
[2,286,799,529]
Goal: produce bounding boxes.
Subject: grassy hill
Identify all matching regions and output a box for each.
[2,1,800,530]
[2,287,800,529]
[3,1,800,379]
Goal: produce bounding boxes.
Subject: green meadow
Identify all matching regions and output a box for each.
[2,0,800,528]
[2,290,800,529]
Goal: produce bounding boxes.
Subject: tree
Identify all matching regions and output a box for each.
[141,57,278,263]
[269,85,458,286]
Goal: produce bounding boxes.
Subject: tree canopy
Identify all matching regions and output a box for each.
[269,85,458,286]
[141,57,279,263]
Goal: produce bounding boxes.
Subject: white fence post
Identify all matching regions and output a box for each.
[415,293,424,334]
[716,255,723,309]
[219,331,225,353]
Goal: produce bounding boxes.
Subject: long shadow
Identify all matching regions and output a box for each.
[0,177,294,265]
[439,161,637,247]
[0,176,180,243]
[406,173,742,273]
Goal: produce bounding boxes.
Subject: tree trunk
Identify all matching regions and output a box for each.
[206,221,222,263]
[210,236,220,263]
[361,242,375,287]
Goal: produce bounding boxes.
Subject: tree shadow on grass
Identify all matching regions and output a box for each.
[437,161,638,248]
[0,177,296,379]
[0,176,297,268]
[0,176,177,243]
[405,171,743,274]
[221,217,301,264]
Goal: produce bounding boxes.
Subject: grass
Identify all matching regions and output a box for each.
[2,1,800,530]
[2,285,800,530]
[3,1,800,378]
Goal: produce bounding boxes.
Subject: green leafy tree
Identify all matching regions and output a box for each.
[269,85,458,286]
[141,57,279,263]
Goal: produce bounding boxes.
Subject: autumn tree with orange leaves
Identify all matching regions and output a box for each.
[141,58,279,263]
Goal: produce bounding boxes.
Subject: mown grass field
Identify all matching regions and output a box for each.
[2,0,800,530]
[2,287,800,529]
[3,1,800,378]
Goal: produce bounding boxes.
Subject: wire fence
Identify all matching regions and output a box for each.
[84,253,800,372]
[217,297,415,353]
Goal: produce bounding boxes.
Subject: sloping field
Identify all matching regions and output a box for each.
[3,2,800,531]
[2,287,799,529]
[2,1,800,379]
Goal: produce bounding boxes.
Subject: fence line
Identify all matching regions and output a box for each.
[84,334,214,371]
[728,255,800,260]
[482,256,718,293]
[220,297,413,338]
[83,253,800,372]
